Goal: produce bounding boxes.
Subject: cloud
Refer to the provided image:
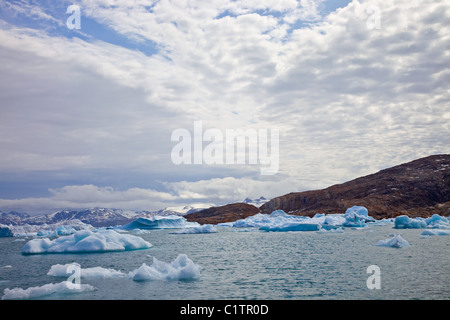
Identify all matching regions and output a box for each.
[0,0,449,214]
[0,184,178,214]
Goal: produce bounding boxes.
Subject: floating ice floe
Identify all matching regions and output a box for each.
[317,227,344,234]
[394,215,427,229]
[219,207,377,232]
[343,206,375,227]
[420,229,450,237]
[376,234,410,248]
[425,214,450,229]
[46,254,202,282]
[394,214,450,229]
[130,254,202,281]
[21,229,152,254]
[120,215,200,230]
[2,281,96,300]
[36,225,78,237]
[47,263,126,279]
[0,226,13,237]
[172,224,218,234]
[260,223,320,232]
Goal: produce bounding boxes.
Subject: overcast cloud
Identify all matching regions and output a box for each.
[0,0,449,214]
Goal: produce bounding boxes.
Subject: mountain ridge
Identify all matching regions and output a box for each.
[259,154,450,218]
[185,154,450,224]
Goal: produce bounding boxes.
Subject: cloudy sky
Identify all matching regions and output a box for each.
[0,0,449,214]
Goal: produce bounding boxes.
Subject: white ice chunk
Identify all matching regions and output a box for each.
[21,229,152,254]
[317,227,344,234]
[172,225,218,234]
[2,281,95,300]
[47,263,126,278]
[420,229,450,237]
[376,234,410,248]
[130,254,202,281]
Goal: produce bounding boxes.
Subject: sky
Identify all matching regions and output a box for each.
[0,0,449,214]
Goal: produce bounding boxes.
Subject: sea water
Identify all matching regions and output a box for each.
[0,224,449,300]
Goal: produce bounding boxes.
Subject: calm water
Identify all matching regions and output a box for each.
[0,224,449,300]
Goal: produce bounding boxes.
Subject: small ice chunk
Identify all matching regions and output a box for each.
[420,229,450,237]
[376,234,410,248]
[130,254,202,281]
[172,225,217,234]
[2,281,95,300]
[317,227,344,234]
[47,263,126,278]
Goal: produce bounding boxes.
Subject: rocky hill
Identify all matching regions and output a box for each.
[184,154,450,224]
[260,154,450,219]
[184,203,260,225]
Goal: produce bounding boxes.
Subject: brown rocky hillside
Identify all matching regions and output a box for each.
[260,154,450,219]
[185,154,450,224]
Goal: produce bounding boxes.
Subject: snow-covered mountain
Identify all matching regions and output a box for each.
[243,196,269,207]
[0,203,216,229]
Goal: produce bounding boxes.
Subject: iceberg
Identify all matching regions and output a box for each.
[323,214,347,226]
[317,227,344,234]
[2,281,95,300]
[47,254,202,282]
[394,215,427,229]
[260,223,320,232]
[420,229,450,237]
[0,226,13,238]
[221,207,378,231]
[376,234,410,248]
[343,206,374,227]
[130,254,202,281]
[172,224,218,234]
[47,263,126,279]
[120,215,200,230]
[37,225,78,237]
[425,214,450,229]
[21,229,152,254]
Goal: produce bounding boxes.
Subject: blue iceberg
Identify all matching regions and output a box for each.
[420,229,450,237]
[120,215,200,230]
[394,215,427,229]
[260,223,320,232]
[425,214,450,229]
[343,206,374,227]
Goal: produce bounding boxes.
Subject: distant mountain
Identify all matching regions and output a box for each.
[0,203,216,228]
[260,154,450,219]
[152,203,216,216]
[243,197,269,207]
[2,155,449,227]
